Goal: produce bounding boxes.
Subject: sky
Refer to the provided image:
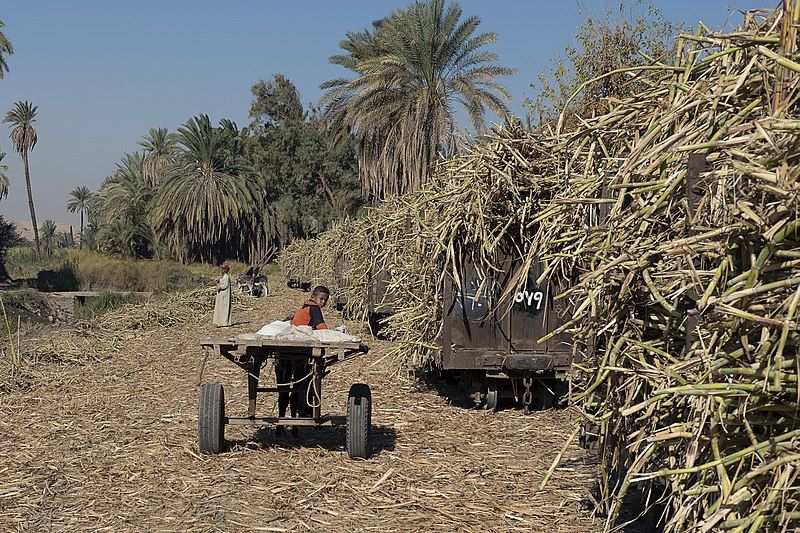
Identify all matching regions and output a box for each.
[0,0,760,226]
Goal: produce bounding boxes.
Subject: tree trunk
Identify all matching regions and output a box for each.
[79,209,84,250]
[317,169,340,214]
[22,151,40,259]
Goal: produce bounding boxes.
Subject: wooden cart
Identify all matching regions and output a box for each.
[198,337,371,458]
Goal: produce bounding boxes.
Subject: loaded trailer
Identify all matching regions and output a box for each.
[439,256,579,413]
[354,254,580,412]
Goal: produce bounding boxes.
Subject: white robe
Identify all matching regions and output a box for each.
[213,273,232,327]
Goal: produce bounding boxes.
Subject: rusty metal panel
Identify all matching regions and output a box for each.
[448,259,509,354]
[509,266,571,354]
[441,251,575,372]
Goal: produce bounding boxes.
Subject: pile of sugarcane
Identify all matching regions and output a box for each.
[280,125,564,363]
[280,4,800,529]
[525,5,800,531]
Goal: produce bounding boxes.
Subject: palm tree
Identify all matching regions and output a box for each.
[138,127,176,186]
[0,21,13,82]
[4,101,40,258]
[0,151,9,201]
[321,0,514,200]
[100,152,153,224]
[95,152,154,257]
[40,220,57,258]
[150,114,261,263]
[66,186,93,250]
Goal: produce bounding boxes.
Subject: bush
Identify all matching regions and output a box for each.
[34,261,81,292]
[0,218,24,281]
[73,291,143,319]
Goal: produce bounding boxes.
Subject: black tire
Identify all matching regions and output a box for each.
[485,379,499,412]
[346,383,372,459]
[199,383,225,454]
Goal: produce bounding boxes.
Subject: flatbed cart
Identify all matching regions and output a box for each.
[198,337,372,458]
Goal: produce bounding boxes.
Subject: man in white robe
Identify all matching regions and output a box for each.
[213,265,232,327]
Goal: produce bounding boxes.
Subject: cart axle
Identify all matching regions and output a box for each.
[225,415,346,427]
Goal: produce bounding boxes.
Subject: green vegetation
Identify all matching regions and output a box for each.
[66,186,93,250]
[0,20,12,81]
[85,77,359,264]
[0,151,9,201]
[4,246,224,292]
[526,0,683,126]
[73,291,144,320]
[39,220,58,259]
[246,74,362,246]
[4,101,40,258]
[0,217,23,281]
[321,0,514,200]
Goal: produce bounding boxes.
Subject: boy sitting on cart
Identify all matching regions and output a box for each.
[290,285,330,329]
[277,286,331,436]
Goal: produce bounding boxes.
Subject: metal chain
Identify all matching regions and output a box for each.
[522,377,533,414]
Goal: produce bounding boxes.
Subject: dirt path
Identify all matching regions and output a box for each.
[0,282,602,532]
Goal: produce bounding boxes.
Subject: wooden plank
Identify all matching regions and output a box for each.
[199,338,363,350]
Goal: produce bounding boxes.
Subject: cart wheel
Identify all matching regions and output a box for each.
[199,383,225,454]
[346,383,372,459]
[485,379,499,412]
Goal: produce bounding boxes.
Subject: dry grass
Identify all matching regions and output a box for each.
[0,277,603,532]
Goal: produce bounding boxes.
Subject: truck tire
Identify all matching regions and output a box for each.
[346,383,372,459]
[199,383,225,454]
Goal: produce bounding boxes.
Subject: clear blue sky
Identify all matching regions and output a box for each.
[0,0,758,226]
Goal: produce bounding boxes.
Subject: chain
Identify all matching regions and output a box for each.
[522,377,533,415]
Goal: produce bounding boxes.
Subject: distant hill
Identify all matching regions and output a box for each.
[11,219,79,244]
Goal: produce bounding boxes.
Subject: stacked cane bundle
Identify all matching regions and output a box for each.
[530,6,800,531]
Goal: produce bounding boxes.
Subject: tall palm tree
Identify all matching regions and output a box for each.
[150,114,261,263]
[66,185,93,250]
[0,151,9,201]
[4,101,40,257]
[321,0,515,200]
[0,21,13,82]
[138,127,176,186]
[40,220,57,259]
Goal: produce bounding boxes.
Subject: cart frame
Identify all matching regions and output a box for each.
[198,337,371,457]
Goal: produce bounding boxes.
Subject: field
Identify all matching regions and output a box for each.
[0,277,605,532]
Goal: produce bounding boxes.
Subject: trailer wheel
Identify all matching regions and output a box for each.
[346,383,372,459]
[485,379,499,412]
[199,383,225,454]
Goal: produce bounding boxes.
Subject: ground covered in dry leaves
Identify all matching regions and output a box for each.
[0,280,604,532]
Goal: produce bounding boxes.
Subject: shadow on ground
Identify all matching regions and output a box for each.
[226,424,397,456]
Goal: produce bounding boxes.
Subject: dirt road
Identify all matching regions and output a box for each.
[0,282,602,532]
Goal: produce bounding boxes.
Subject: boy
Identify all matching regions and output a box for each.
[290,285,330,330]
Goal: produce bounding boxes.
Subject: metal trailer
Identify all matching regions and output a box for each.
[333,254,350,312]
[367,268,394,335]
[197,337,372,458]
[331,255,394,335]
[439,255,580,413]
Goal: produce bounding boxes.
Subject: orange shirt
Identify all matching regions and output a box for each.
[290,300,328,330]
